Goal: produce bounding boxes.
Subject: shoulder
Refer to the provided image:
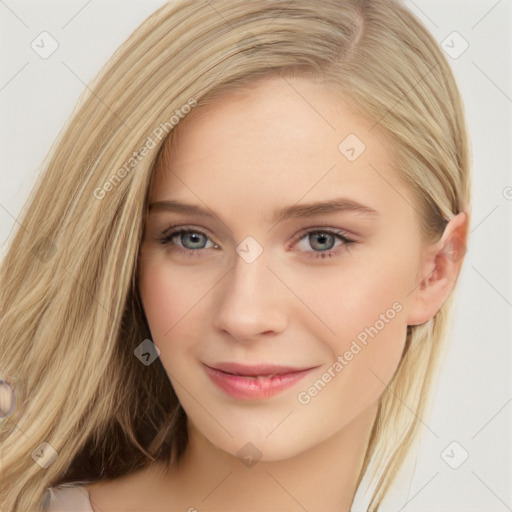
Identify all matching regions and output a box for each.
[84,463,172,511]
[45,483,94,512]
[46,462,173,512]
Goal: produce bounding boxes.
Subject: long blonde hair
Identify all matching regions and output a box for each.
[0,1,471,510]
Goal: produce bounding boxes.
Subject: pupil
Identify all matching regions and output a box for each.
[311,233,334,251]
[183,232,205,249]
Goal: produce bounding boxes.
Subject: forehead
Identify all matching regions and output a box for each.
[150,76,414,226]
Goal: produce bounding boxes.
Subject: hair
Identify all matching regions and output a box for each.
[0,0,471,510]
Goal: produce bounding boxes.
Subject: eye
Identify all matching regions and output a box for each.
[157,226,219,256]
[157,225,356,260]
[290,228,355,260]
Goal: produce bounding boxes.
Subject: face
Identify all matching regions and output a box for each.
[139,75,432,461]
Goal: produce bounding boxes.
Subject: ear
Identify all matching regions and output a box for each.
[406,210,470,326]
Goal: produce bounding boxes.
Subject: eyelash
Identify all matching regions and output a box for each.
[157,224,356,260]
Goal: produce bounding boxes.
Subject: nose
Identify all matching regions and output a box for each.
[213,249,288,342]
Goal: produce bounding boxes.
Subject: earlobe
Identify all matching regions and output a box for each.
[406,211,470,326]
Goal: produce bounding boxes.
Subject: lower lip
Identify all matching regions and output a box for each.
[204,365,313,400]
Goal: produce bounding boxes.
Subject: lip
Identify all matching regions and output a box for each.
[203,362,316,400]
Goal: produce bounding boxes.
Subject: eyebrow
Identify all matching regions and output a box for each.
[149,197,380,224]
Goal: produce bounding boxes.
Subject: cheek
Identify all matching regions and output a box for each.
[284,253,410,346]
[296,319,407,437]
[339,312,407,405]
[139,263,176,339]
[287,252,410,407]
[294,279,407,427]
[138,256,223,388]
[139,256,210,340]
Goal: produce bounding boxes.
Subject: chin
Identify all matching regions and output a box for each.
[189,413,327,465]
[218,434,310,464]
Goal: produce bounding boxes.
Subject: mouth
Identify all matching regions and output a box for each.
[203,362,317,400]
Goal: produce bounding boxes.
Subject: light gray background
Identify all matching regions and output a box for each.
[1,1,511,510]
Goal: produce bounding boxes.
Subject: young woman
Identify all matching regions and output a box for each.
[0,0,471,510]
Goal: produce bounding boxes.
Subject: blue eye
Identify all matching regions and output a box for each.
[174,231,208,250]
[157,225,355,260]
[291,229,355,260]
[158,227,218,256]
[308,232,336,251]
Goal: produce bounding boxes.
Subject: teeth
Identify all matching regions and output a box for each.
[242,374,276,379]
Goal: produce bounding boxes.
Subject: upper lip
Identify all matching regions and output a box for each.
[205,362,314,377]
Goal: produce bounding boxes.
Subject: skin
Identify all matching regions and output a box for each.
[87,75,468,511]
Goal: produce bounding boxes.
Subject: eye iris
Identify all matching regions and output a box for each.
[182,232,206,249]
[310,232,335,251]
